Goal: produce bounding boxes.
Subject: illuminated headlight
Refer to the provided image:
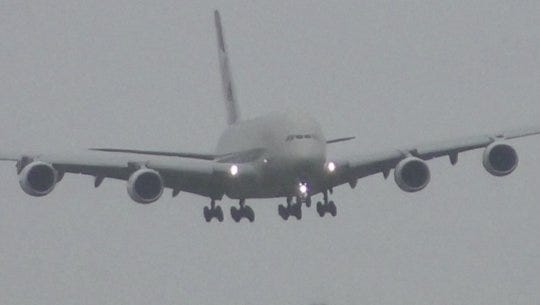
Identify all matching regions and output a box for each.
[298,183,308,195]
[229,164,239,176]
[327,161,336,173]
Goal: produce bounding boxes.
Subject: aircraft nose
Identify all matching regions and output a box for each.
[289,142,325,171]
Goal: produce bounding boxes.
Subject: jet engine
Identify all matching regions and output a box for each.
[483,142,518,176]
[127,168,164,204]
[19,161,58,196]
[394,157,431,192]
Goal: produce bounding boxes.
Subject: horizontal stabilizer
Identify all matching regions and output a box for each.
[326,136,356,144]
[89,147,267,163]
[89,148,217,160]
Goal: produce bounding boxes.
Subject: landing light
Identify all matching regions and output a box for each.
[327,161,336,173]
[299,183,308,195]
[229,164,239,176]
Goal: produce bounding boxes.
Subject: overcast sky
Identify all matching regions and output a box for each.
[1,1,540,304]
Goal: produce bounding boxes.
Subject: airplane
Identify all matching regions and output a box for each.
[2,11,539,223]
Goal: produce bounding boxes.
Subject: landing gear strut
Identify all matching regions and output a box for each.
[316,190,337,217]
[231,199,255,223]
[203,199,224,222]
[278,196,302,220]
[305,196,312,208]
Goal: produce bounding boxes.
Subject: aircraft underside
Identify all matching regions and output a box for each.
[203,168,337,223]
[203,188,338,223]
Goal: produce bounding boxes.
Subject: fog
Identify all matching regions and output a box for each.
[1,1,540,304]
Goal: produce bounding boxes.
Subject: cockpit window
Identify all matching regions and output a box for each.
[286,134,318,141]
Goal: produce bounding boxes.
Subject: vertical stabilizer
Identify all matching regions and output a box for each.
[214,10,240,125]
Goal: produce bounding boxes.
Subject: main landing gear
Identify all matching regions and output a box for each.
[231,199,255,223]
[316,190,337,217]
[203,199,224,222]
[278,197,303,220]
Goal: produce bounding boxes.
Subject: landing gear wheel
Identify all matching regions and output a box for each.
[231,206,241,222]
[316,201,325,217]
[328,201,337,217]
[291,203,302,220]
[244,206,255,222]
[215,206,224,222]
[203,206,211,222]
[278,204,289,220]
[231,200,256,223]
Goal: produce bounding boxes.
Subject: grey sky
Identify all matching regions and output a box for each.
[1,1,540,304]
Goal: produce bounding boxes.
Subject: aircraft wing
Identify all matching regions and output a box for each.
[0,150,251,199]
[326,126,540,189]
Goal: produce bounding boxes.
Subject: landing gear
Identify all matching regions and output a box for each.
[278,197,302,220]
[230,199,255,223]
[316,200,336,217]
[203,200,224,222]
[305,196,312,208]
[316,190,337,217]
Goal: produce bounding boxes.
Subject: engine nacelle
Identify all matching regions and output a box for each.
[483,142,518,176]
[127,168,164,204]
[394,157,431,192]
[18,161,58,196]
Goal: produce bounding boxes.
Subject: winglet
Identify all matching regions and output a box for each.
[214,10,240,125]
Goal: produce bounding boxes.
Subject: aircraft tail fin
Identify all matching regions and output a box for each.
[214,10,240,125]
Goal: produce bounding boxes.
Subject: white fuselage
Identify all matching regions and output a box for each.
[215,112,327,199]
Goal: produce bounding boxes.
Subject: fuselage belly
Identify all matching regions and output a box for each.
[216,113,327,199]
